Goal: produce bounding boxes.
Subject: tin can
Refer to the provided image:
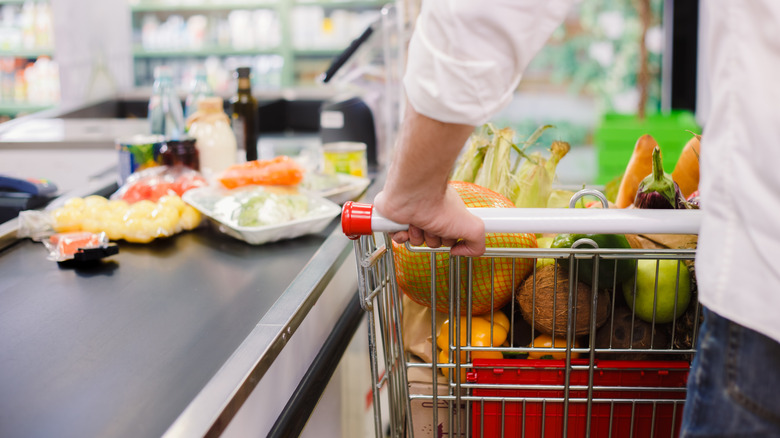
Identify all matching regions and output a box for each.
[116,135,166,184]
[322,141,368,177]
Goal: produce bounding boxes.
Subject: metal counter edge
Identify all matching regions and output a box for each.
[163,173,383,438]
[162,219,354,438]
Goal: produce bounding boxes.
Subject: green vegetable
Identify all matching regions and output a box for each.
[551,233,635,289]
[236,192,310,227]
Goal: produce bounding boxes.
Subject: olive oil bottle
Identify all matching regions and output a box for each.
[230,67,258,162]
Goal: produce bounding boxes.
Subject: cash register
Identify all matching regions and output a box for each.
[0,175,58,224]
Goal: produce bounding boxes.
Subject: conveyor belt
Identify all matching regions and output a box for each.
[0,221,336,438]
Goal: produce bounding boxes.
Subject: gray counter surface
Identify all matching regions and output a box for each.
[0,105,372,437]
[0,219,340,438]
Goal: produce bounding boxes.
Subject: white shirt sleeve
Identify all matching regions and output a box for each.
[404,0,579,126]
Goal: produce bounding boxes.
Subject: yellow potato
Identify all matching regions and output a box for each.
[152,207,179,235]
[158,195,186,214]
[178,206,202,231]
[52,207,84,232]
[102,218,126,241]
[80,218,105,234]
[106,200,130,215]
[123,218,156,243]
[63,197,85,210]
[124,200,157,221]
[83,195,109,208]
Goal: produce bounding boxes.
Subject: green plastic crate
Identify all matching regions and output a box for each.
[594,111,700,184]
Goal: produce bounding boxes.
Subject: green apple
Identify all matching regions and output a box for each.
[623,259,691,324]
[536,236,555,269]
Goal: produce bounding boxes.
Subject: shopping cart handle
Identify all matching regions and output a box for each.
[341,201,702,239]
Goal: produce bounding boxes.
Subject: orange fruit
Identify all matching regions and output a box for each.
[527,333,581,360]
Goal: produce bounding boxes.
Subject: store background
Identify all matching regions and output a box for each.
[0,0,698,187]
[0,1,701,436]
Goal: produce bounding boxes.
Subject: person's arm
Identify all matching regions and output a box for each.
[374,105,484,256]
[376,0,578,256]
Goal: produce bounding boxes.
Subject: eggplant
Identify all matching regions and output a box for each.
[633,146,686,209]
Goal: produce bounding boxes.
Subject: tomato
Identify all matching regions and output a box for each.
[171,174,207,196]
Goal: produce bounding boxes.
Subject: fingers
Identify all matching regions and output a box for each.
[408,226,424,246]
[423,231,442,248]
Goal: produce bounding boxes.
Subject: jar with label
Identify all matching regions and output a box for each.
[322,141,368,177]
[159,137,199,171]
[186,97,237,176]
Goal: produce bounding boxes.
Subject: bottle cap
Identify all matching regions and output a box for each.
[236,67,251,78]
[197,96,224,112]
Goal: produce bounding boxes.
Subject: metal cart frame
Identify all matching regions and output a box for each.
[344,192,701,438]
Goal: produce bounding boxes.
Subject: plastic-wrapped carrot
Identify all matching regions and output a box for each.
[615,134,659,208]
[219,156,304,189]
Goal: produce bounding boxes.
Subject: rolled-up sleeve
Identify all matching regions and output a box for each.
[404,0,578,125]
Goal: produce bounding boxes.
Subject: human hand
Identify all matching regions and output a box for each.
[374,184,485,257]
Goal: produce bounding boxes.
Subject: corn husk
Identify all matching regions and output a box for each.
[510,140,570,208]
[451,125,492,183]
[473,126,513,195]
[451,124,571,208]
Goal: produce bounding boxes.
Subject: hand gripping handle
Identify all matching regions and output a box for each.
[341,201,702,239]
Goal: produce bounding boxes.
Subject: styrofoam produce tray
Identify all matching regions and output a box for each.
[301,172,371,205]
[182,186,341,245]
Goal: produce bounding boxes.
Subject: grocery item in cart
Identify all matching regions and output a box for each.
[551,232,635,289]
[393,181,536,315]
[516,264,610,337]
[344,196,702,438]
[623,258,691,324]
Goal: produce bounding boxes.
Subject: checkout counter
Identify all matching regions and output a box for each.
[0,94,376,437]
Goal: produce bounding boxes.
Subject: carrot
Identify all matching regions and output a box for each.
[672,134,701,199]
[615,134,659,208]
[219,156,304,189]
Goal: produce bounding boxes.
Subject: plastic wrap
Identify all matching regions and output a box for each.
[182,186,340,245]
[112,165,208,203]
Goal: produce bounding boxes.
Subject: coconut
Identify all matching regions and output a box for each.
[516,264,610,337]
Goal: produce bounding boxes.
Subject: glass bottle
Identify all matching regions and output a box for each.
[229,66,258,162]
[187,96,237,176]
[184,66,212,120]
[148,66,185,139]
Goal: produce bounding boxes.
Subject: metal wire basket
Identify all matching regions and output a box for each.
[343,191,701,438]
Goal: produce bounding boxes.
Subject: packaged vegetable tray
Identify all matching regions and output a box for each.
[182,186,341,245]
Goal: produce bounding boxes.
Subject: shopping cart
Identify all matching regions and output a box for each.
[342,190,702,438]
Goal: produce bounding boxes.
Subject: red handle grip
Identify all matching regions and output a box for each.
[341,201,374,240]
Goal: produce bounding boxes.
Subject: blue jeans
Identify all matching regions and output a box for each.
[681,308,780,437]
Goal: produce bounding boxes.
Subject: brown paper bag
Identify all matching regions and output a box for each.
[402,295,447,364]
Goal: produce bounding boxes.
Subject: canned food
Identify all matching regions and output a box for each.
[322,141,368,177]
[116,134,166,184]
[160,137,199,171]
